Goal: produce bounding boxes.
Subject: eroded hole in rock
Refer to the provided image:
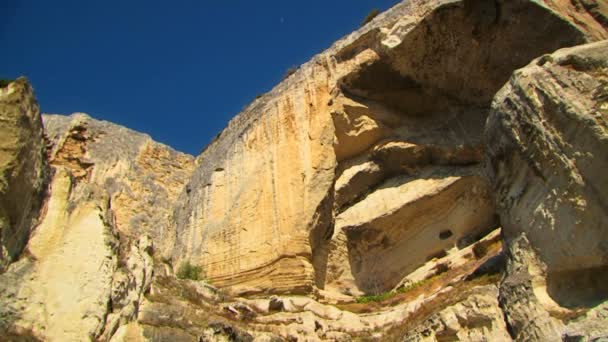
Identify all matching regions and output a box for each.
[547,265,608,309]
[439,230,453,240]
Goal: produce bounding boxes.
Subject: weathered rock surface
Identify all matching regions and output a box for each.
[402,285,511,342]
[327,167,495,295]
[107,237,504,342]
[170,0,605,299]
[486,41,608,340]
[0,0,607,340]
[0,78,48,272]
[0,112,194,341]
[43,113,195,245]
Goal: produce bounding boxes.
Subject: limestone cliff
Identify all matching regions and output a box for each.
[0,113,194,341]
[0,78,48,273]
[486,40,608,341]
[169,0,604,299]
[0,0,606,341]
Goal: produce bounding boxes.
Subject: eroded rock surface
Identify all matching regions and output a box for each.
[0,78,48,272]
[0,112,194,341]
[0,0,607,340]
[402,285,511,342]
[169,0,605,299]
[486,41,608,340]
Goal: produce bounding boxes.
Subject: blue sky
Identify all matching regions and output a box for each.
[2,1,398,155]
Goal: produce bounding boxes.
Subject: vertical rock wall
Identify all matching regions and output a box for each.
[0,78,48,273]
[171,0,604,297]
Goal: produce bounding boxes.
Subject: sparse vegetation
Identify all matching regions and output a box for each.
[356,277,433,304]
[0,79,14,88]
[361,8,380,27]
[283,65,299,80]
[433,262,450,276]
[473,242,488,259]
[176,260,204,281]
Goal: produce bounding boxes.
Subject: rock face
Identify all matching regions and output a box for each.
[402,285,511,342]
[0,78,48,272]
[486,41,608,340]
[0,113,194,341]
[0,0,607,341]
[170,0,605,298]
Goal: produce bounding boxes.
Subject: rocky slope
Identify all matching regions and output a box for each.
[0,0,607,341]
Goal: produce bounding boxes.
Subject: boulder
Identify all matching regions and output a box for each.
[486,41,608,340]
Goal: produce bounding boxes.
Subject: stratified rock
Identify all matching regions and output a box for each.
[0,78,48,272]
[1,0,607,340]
[486,41,608,340]
[0,113,194,341]
[402,285,511,342]
[170,0,603,297]
[328,166,495,295]
[43,113,195,246]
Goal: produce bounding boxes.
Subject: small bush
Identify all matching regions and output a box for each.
[283,66,299,80]
[356,290,394,304]
[0,79,14,88]
[356,278,428,304]
[176,260,203,281]
[473,242,488,259]
[361,8,380,27]
[433,262,450,276]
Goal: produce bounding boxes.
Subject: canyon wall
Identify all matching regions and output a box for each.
[0,113,194,341]
[0,0,606,341]
[169,0,604,298]
[0,79,48,272]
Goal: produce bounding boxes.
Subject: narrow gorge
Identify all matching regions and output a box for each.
[0,0,607,341]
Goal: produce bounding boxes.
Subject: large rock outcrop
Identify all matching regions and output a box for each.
[0,78,48,273]
[486,41,608,340]
[0,112,194,341]
[0,0,606,340]
[170,0,605,297]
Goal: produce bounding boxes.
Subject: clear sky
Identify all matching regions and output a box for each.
[2,0,399,155]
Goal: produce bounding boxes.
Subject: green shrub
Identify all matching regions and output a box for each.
[361,8,380,26]
[356,278,429,304]
[0,79,14,88]
[433,262,450,276]
[283,66,299,80]
[356,290,394,304]
[176,261,203,281]
[473,242,488,259]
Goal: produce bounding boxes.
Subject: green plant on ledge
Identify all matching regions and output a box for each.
[361,8,380,27]
[355,275,442,304]
[176,260,204,281]
[0,79,14,88]
[282,65,300,80]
